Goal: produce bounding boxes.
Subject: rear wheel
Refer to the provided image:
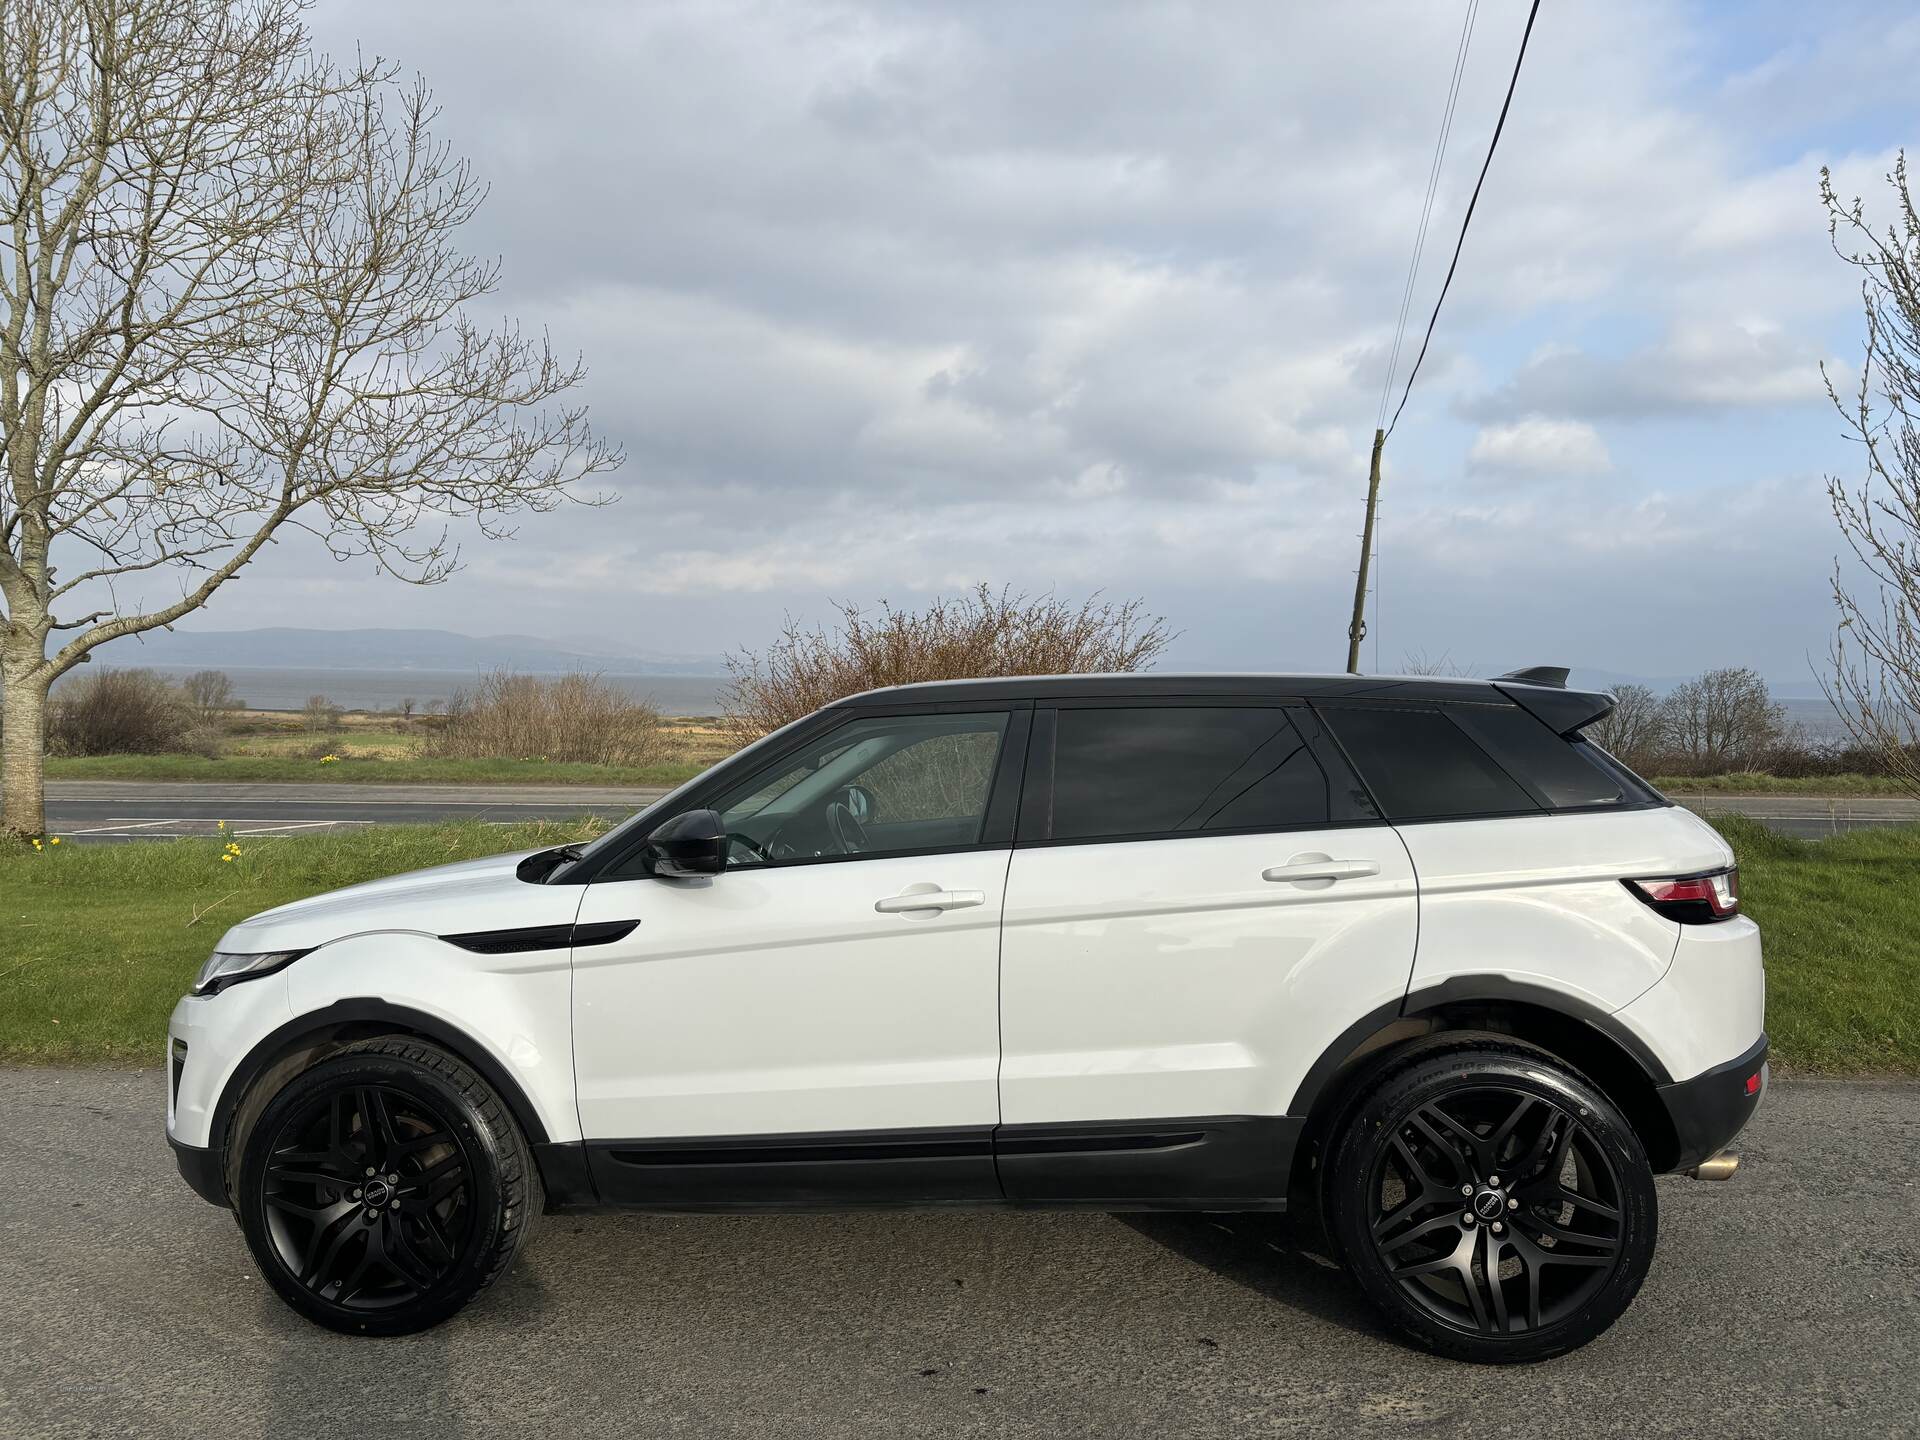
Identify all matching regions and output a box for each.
[235,1037,539,1335]
[1324,1043,1656,1363]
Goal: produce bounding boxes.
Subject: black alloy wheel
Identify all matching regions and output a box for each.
[236,1037,539,1335]
[1325,1042,1657,1363]
[260,1082,475,1311]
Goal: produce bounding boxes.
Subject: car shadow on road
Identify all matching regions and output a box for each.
[1115,1210,1389,1342]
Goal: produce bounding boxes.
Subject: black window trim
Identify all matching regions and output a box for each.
[587,701,1034,881]
[1014,697,1385,850]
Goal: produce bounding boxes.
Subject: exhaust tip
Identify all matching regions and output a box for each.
[1686,1153,1741,1181]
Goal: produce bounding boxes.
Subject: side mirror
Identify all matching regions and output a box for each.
[645,808,728,878]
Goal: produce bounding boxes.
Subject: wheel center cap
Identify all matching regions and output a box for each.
[363,1178,393,1209]
[1473,1188,1506,1221]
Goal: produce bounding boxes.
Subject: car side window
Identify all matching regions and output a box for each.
[1036,705,1330,842]
[710,711,1012,867]
[1316,703,1537,820]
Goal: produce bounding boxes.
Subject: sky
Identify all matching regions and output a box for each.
[113,0,1920,680]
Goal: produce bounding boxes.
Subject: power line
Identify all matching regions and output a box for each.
[1376,0,1480,433]
[1383,0,1542,440]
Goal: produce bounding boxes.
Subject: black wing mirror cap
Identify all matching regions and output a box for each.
[645,808,728,877]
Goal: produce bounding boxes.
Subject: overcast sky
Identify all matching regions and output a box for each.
[136,0,1920,679]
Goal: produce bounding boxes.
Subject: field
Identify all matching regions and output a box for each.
[43,708,727,786]
[1,813,1913,1075]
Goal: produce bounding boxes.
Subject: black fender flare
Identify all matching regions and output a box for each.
[1286,974,1672,1118]
[207,998,554,1166]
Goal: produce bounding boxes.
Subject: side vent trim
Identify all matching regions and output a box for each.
[443,919,639,954]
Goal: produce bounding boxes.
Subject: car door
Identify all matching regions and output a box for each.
[996,699,1417,1205]
[570,705,1028,1206]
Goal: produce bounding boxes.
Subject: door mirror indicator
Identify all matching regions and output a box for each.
[645,809,728,878]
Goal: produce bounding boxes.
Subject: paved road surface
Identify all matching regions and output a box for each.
[41,780,671,843]
[0,1070,1913,1439]
[35,779,1920,843]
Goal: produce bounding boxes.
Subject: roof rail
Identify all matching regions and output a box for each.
[1494,665,1569,689]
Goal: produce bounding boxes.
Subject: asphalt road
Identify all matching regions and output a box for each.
[0,1070,1913,1440]
[37,779,1920,843]
[41,780,671,843]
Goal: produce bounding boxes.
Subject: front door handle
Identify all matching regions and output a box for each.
[1261,858,1381,884]
[874,889,986,914]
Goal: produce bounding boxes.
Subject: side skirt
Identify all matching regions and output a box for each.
[545,1116,1301,1214]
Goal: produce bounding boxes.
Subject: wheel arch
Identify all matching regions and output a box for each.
[209,998,553,1191]
[1287,977,1682,1184]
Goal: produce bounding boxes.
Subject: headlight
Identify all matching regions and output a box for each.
[192,949,310,996]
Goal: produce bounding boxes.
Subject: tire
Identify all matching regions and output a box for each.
[1323,1040,1657,1363]
[234,1037,541,1335]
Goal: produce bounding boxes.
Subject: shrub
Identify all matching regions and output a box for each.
[426,671,667,765]
[301,694,342,731]
[47,670,214,756]
[721,585,1175,740]
[180,669,242,715]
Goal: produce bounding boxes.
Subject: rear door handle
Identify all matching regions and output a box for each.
[874,889,986,914]
[1262,859,1381,884]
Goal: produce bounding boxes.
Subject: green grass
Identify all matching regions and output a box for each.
[44,754,705,787]
[2,815,1915,1075]
[1710,814,1919,1076]
[0,820,607,1064]
[1655,772,1914,796]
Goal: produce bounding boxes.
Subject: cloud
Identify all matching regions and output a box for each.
[1468,419,1612,476]
[67,0,1912,687]
[1457,322,1829,423]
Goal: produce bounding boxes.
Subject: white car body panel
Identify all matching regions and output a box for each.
[165,851,586,1149]
[1613,915,1766,1080]
[1401,807,1733,1015]
[570,849,1012,1140]
[998,826,1418,1124]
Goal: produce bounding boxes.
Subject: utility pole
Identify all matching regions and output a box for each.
[1345,427,1386,674]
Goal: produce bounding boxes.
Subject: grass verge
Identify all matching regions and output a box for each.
[2,815,1914,1075]
[43,754,705,787]
[0,820,606,1064]
[1710,814,1918,1076]
[1655,772,1915,796]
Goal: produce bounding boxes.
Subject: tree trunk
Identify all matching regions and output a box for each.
[1,669,51,837]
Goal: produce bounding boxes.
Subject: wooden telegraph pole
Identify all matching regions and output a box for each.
[1345,427,1386,674]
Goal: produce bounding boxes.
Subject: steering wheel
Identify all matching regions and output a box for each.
[726,831,775,864]
[825,800,872,855]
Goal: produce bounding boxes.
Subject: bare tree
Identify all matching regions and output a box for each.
[0,0,620,833]
[1399,649,1469,677]
[300,693,340,732]
[180,668,238,715]
[1585,682,1668,771]
[1821,157,1920,797]
[722,586,1176,740]
[397,695,416,722]
[1657,668,1786,774]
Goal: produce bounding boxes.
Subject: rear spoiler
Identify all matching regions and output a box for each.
[1491,665,1615,735]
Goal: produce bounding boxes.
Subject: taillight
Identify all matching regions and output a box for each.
[1624,868,1739,924]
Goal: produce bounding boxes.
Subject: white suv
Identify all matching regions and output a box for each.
[165,669,1766,1362]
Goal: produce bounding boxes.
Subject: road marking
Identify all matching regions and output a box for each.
[230,820,372,835]
[59,819,184,834]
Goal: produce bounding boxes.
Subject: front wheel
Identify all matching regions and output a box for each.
[1324,1043,1657,1363]
[235,1037,540,1335]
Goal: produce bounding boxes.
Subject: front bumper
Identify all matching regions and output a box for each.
[1656,1032,1768,1171]
[169,1134,227,1208]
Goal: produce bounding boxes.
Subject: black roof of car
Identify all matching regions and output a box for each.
[831,669,1613,733]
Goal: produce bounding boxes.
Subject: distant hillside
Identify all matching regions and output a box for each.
[91,627,726,675]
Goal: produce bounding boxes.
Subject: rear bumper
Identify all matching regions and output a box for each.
[1656,1032,1768,1171]
[168,1134,227,1209]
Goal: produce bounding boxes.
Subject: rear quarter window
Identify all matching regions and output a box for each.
[1444,702,1631,810]
[1316,703,1537,821]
